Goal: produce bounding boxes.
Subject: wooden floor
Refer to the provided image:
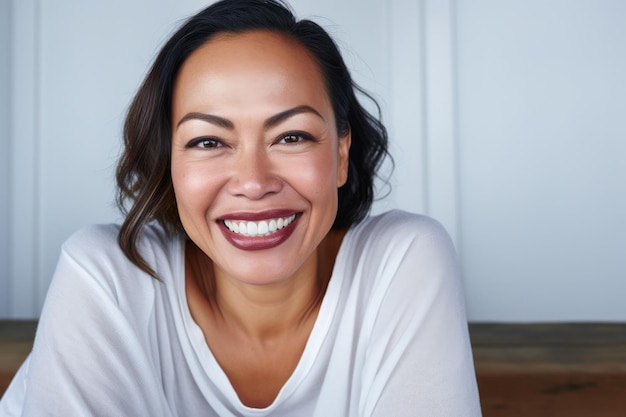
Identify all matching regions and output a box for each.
[0,321,37,399]
[1,321,625,416]
[470,323,626,416]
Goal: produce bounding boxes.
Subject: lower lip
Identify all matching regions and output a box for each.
[219,216,300,251]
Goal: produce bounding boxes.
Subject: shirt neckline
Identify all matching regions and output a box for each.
[172,225,358,413]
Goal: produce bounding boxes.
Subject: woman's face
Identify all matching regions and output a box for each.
[171,30,350,286]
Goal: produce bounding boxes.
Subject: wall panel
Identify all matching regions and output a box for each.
[456,0,626,321]
[0,0,12,316]
[9,0,39,318]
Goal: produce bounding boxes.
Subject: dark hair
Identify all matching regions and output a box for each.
[116,0,390,276]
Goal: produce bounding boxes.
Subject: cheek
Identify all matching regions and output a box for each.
[171,159,222,216]
[289,151,339,202]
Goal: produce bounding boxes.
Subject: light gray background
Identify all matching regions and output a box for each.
[1,0,625,321]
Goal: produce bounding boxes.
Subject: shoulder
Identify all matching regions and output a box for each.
[341,210,459,296]
[63,223,120,248]
[349,211,465,337]
[46,222,182,319]
[60,222,180,280]
[350,209,453,254]
[63,222,171,252]
[359,209,446,233]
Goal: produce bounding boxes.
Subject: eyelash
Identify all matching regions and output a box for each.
[186,137,222,149]
[277,131,316,144]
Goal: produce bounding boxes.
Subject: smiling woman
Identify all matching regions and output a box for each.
[171,31,350,294]
[0,1,481,416]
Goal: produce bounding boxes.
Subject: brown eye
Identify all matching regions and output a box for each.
[277,131,316,145]
[186,137,222,149]
[281,134,303,144]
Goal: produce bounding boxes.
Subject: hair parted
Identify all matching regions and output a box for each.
[116,0,390,276]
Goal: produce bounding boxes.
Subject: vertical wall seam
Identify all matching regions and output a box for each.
[419,0,430,214]
[34,0,43,314]
[385,0,425,213]
[1,0,13,316]
[450,0,463,263]
[384,0,394,203]
[10,0,38,318]
[422,0,460,246]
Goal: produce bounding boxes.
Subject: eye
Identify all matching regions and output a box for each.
[277,132,314,144]
[187,137,222,149]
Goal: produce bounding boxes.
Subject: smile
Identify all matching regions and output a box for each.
[222,214,297,237]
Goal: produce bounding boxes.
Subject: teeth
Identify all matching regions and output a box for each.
[224,214,297,237]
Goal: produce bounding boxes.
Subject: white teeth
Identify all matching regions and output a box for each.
[257,221,269,235]
[224,214,296,237]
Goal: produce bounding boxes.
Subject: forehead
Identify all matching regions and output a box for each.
[172,30,331,115]
[195,30,315,66]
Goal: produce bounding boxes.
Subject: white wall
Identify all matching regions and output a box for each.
[3,0,625,321]
[456,0,626,321]
[0,0,11,316]
[4,0,428,318]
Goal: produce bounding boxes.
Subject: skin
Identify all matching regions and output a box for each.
[170,30,351,408]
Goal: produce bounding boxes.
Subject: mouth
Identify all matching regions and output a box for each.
[218,211,301,251]
[222,214,297,237]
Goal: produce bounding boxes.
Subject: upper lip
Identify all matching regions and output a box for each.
[218,209,301,221]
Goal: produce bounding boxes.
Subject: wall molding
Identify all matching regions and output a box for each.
[387,0,426,215]
[10,0,40,318]
[0,0,11,316]
[421,0,460,247]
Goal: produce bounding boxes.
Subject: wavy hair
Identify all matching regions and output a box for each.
[116,0,390,276]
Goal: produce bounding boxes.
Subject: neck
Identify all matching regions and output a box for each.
[215,253,321,341]
[185,228,347,343]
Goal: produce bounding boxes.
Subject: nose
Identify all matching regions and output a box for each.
[227,147,282,200]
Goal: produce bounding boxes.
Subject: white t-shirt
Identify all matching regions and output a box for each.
[0,210,481,416]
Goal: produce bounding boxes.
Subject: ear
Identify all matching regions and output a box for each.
[336,127,351,187]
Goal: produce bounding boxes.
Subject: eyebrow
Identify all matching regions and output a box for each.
[176,112,234,129]
[263,105,325,128]
[175,105,325,130]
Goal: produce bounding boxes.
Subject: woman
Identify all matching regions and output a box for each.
[0,0,481,415]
